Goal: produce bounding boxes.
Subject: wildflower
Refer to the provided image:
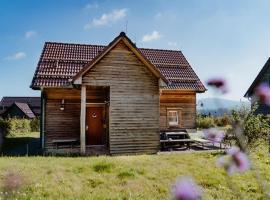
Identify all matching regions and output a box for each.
[2,169,24,193]
[207,78,228,94]
[217,146,250,175]
[203,128,225,143]
[172,177,202,200]
[255,83,270,106]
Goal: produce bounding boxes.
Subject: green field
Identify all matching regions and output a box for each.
[0,133,269,199]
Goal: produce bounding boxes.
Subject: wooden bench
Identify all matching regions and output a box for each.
[52,139,79,149]
[160,130,193,150]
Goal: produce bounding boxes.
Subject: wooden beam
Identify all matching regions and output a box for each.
[41,89,45,150]
[80,85,86,154]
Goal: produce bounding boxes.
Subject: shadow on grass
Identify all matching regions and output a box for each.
[2,136,41,156]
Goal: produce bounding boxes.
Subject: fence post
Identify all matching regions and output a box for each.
[26,144,29,156]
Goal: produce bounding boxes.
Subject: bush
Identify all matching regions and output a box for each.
[214,115,231,127]
[244,114,270,143]
[7,118,31,136]
[196,116,215,129]
[30,118,40,132]
[230,104,270,145]
[0,118,39,137]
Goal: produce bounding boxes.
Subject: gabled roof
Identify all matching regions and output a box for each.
[2,102,36,119]
[244,57,270,97]
[73,32,167,84]
[31,32,206,92]
[0,97,40,108]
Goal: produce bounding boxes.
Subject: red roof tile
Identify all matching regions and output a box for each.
[31,41,205,92]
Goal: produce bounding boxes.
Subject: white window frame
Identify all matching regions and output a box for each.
[167,110,179,127]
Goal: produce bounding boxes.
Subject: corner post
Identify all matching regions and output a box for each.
[41,89,45,150]
[80,85,86,154]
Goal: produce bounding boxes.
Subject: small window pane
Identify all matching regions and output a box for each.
[168,111,178,126]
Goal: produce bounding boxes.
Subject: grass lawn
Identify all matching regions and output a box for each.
[0,133,269,199]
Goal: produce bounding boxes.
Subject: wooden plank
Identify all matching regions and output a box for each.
[80,85,86,154]
[82,41,160,155]
[160,92,196,130]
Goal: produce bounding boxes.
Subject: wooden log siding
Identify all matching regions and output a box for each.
[44,88,108,150]
[82,41,160,155]
[160,91,196,130]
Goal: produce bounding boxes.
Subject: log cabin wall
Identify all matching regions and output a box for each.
[82,41,160,155]
[44,88,108,151]
[160,90,196,130]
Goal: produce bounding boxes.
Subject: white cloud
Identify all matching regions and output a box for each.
[5,52,26,60]
[141,31,162,42]
[25,30,37,38]
[84,3,99,10]
[84,8,127,29]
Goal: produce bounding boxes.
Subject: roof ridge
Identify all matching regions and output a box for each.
[139,47,182,53]
[45,41,106,47]
[44,41,182,52]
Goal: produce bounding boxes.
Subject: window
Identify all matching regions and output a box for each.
[168,110,179,126]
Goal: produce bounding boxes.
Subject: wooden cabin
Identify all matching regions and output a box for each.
[0,97,40,119]
[244,58,270,114]
[30,32,205,155]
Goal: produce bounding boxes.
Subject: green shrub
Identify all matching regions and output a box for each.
[7,118,31,136]
[214,115,231,127]
[230,104,270,145]
[196,116,215,129]
[0,118,35,137]
[30,118,40,132]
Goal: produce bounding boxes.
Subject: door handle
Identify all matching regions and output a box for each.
[86,125,88,131]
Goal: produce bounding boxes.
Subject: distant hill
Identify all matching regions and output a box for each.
[197,98,250,116]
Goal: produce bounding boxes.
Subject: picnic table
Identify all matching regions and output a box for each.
[160,131,193,150]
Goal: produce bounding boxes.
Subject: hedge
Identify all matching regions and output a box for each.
[0,118,40,137]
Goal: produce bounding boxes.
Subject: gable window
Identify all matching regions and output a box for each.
[168,110,179,126]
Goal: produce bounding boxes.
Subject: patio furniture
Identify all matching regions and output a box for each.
[160,131,193,150]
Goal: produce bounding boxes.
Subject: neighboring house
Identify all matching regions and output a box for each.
[244,58,270,114]
[30,32,206,155]
[0,97,41,118]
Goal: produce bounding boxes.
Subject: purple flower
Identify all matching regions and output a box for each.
[3,169,24,193]
[207,78,228,94]
[172,177,202,200]
[255,83,270,106]
[217,146,250,175]
[203,128,225,143]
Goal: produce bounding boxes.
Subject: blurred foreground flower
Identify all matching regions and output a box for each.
[172,177,202,200]
[207,78,228,94]
[2,169,24,193]
[217,146,250,175]
[255,83,270,106]
[203,128,225,143]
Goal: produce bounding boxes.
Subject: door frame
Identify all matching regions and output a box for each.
[85,103,108,146]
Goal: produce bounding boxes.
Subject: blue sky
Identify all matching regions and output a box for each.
[1,0,270,101]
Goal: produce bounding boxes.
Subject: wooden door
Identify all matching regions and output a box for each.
[86,106,104,145]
